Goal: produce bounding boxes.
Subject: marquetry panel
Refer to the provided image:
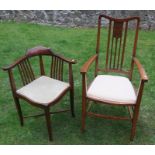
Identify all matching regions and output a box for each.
[106,20,128,70]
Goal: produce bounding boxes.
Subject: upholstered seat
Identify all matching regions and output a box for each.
[17,76,70,106]
[87,75,137,104]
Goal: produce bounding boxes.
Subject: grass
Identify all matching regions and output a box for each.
[0,22,155,144]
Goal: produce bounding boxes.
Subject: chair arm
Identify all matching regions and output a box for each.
[2,56,27,71]
[80,54,98,74]
[133,57,148,82]
[2,65,17,94]
[2,65,12,71]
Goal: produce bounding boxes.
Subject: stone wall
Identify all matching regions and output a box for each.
[0,10,155,29]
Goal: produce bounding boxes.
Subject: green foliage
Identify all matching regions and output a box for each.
[0,22,155,144]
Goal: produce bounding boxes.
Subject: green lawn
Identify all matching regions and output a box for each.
[0,22,155,144]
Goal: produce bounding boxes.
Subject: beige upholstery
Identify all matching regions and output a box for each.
[87,75,137,104]
[16,76,70,106]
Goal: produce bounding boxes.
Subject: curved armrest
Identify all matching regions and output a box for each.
[80,54,98,74]
[2,65,12,71]
[133,57,148,82]
[2,56,27,71]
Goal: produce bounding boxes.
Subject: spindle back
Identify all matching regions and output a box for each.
[95,14,140,79]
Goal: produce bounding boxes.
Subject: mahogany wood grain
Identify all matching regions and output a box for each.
[2,46,76,141]
[81,14,148,141]
[133,57,148,81]
[80,54,98,74]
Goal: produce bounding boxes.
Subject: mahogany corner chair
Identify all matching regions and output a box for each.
[80,15,148,140]
[2,46,76,141]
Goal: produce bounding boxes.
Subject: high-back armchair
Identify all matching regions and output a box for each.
[80,15,148,140]
[2,46,76,141]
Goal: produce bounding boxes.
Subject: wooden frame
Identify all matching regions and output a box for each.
[80,15,148,140]
[2,46,76,141]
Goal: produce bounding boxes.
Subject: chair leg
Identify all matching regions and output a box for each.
[81,98,87,132]
[130,106,140,141]
[44,107,53,141]
[70,89,75,117]
[14,97,24,126]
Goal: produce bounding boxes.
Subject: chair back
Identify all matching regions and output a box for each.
[2,46,67,93]
[95,14,140,79]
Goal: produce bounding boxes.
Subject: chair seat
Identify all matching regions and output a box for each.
[87,75,137,104]
[16,76,70,106]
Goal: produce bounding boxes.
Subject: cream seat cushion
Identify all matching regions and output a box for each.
[16,76,70,106]
[87,75,137,104]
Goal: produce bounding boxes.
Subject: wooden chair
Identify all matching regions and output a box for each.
[2,46,76,141]
[80,14,148,140]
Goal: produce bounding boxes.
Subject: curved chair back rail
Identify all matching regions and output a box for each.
[2,46,76,88]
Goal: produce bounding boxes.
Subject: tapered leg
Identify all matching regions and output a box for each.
[81,98,87,132]
[81,74,87,132]
[130,107,140,141]
[70,89,75,117]
[44,107,53,141]
[14,97,24,126]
